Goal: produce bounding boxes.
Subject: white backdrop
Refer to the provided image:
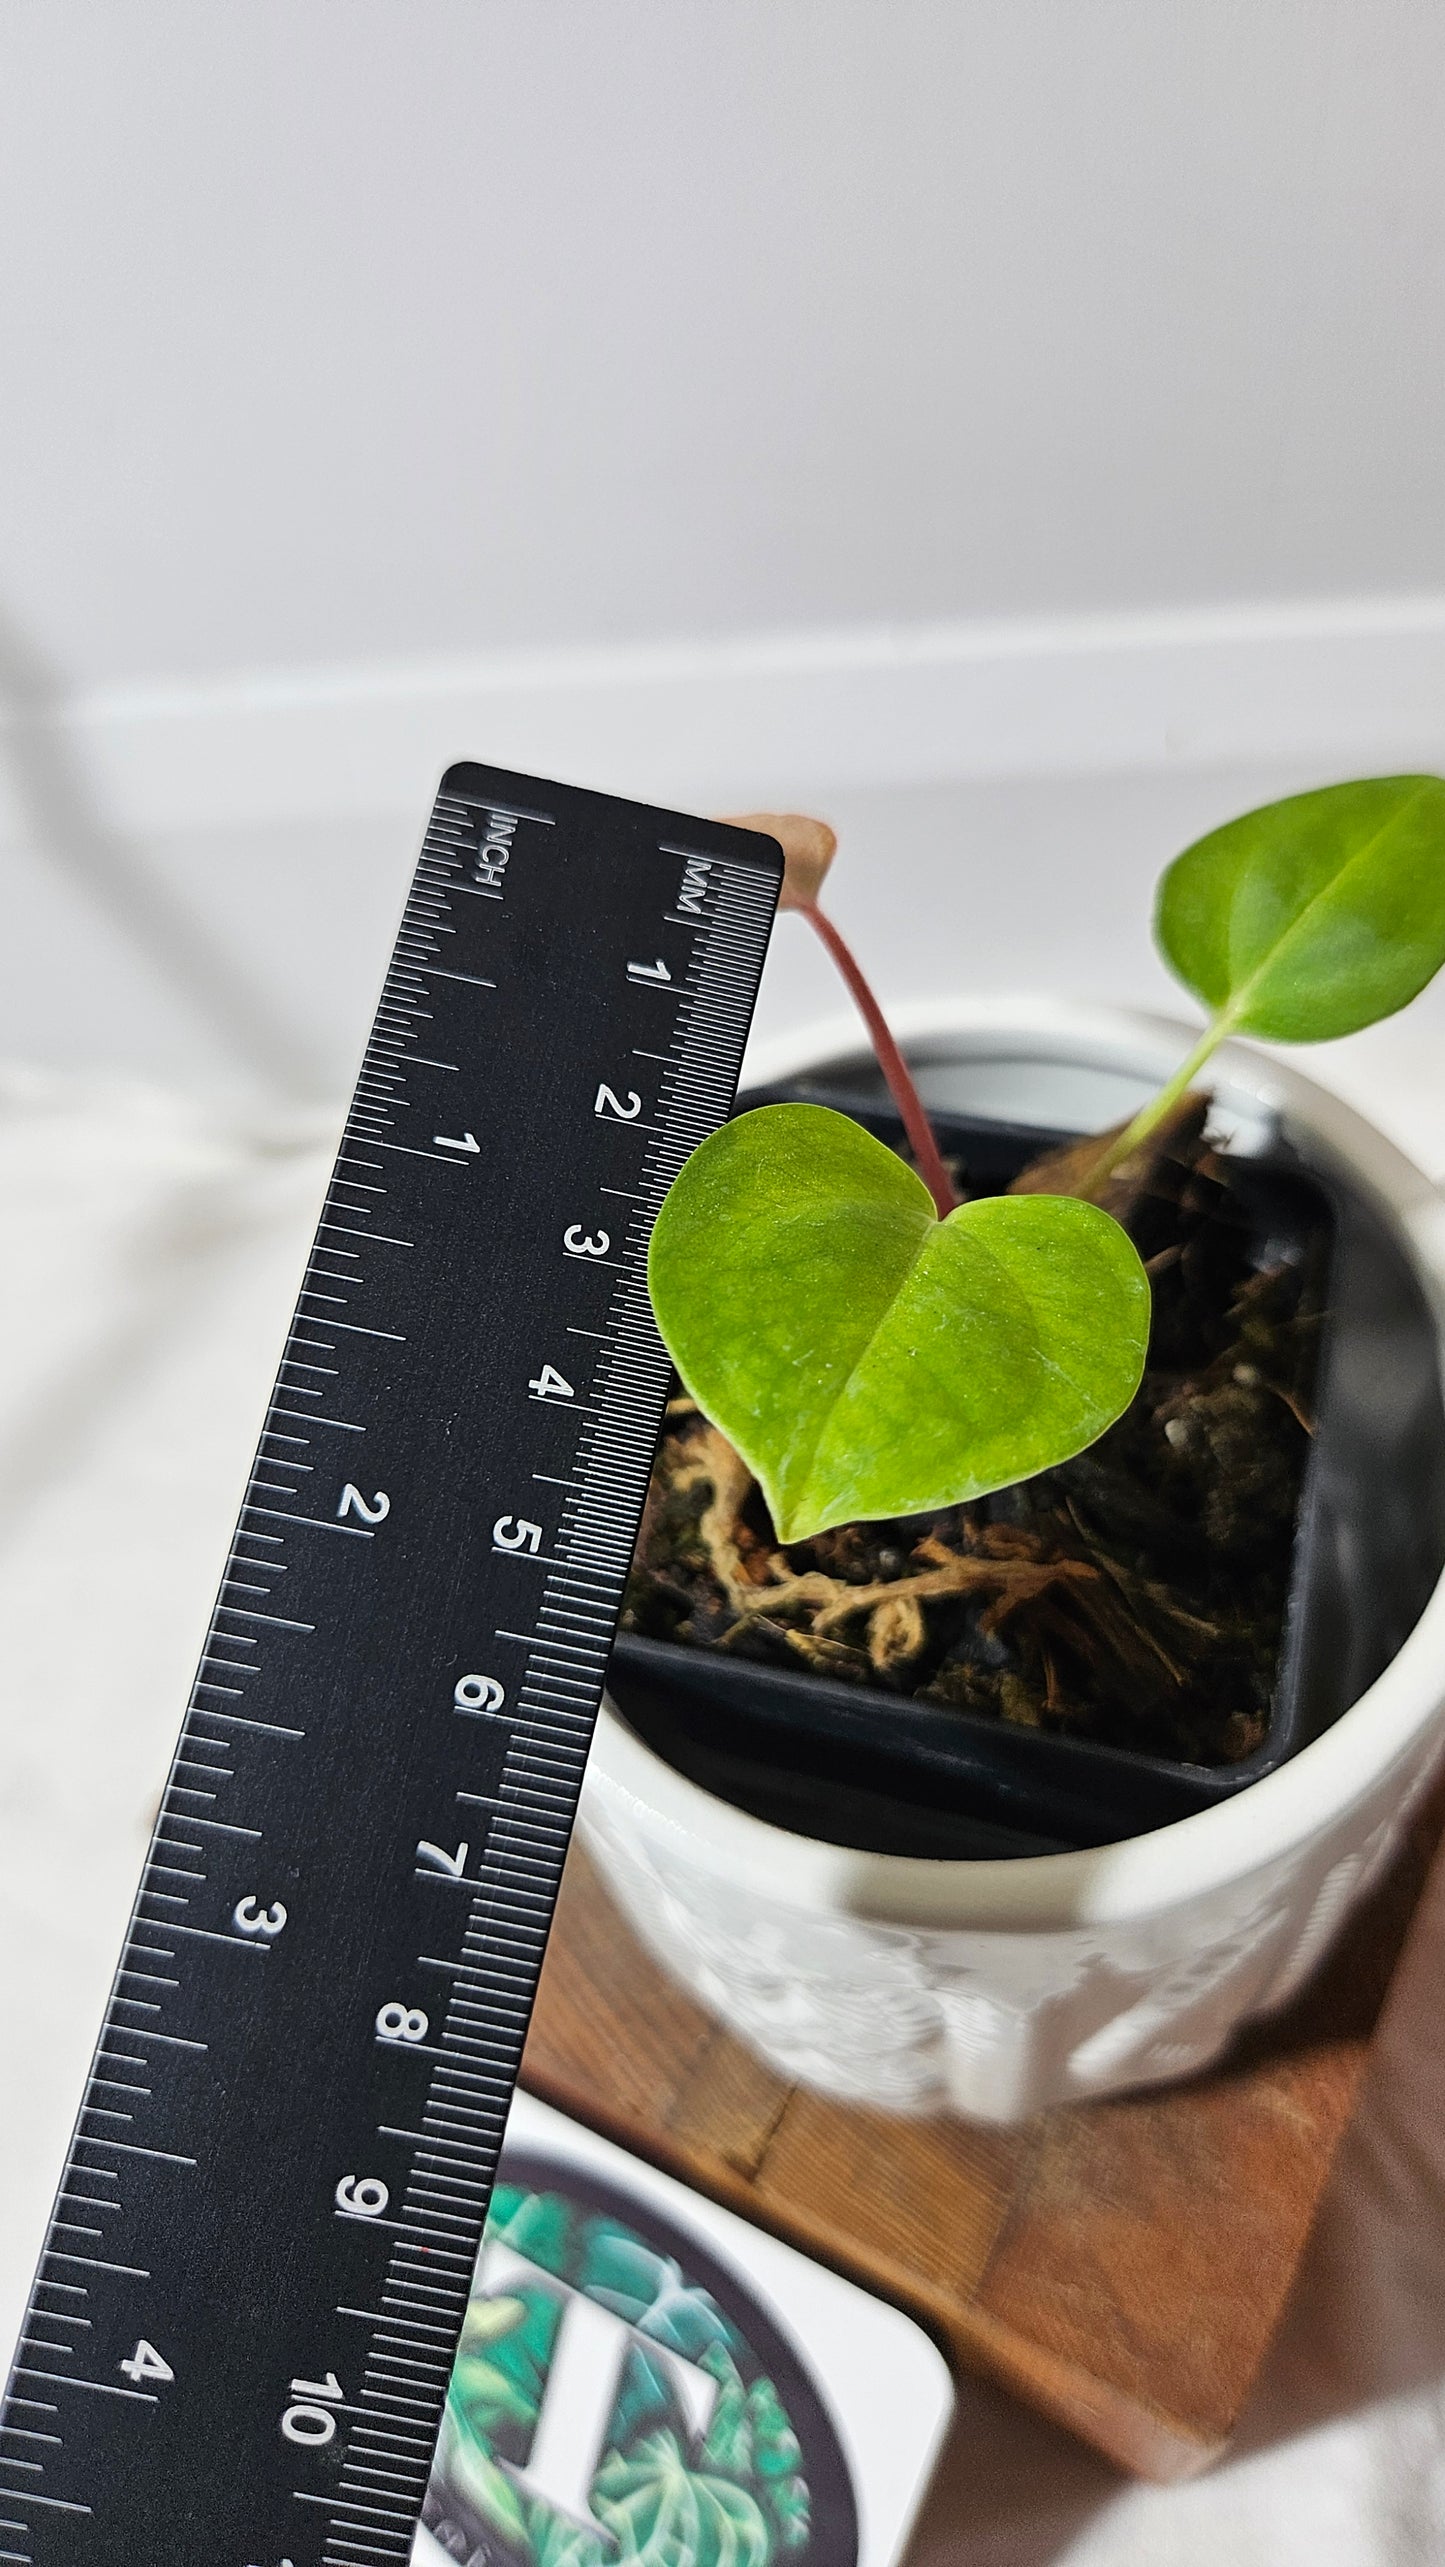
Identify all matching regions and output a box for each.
[2,1,1445,1108]
[3,2,1445,683]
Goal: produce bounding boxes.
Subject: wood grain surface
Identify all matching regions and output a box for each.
[520,1789,1445,2481]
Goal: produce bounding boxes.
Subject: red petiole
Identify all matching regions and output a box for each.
[798,902,959,1217]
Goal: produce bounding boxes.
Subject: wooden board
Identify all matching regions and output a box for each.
[520,1793,1445,2483]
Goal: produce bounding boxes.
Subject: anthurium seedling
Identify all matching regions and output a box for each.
[648,1101,1150,1541]
[650,774,1445,1547]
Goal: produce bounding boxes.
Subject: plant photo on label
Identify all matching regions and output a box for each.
[628,779,1445,1771]
[425,2174,837,2565]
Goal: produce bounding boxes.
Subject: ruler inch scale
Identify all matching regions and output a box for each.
[1,768,781,2565]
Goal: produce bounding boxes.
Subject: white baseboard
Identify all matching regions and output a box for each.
[4,594,1445,846]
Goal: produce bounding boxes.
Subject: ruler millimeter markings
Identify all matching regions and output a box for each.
[0,769,781,2565]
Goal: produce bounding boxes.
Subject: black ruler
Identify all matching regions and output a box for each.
[1,768,781,2566]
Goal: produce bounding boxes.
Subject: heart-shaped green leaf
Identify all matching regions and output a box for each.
[648,1104,1150,1542]
[1157,774,1445,1042]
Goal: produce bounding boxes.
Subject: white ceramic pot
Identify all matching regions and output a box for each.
[579,1001,1445,2122]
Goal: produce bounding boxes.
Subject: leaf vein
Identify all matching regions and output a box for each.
[1224,779,1433,1023]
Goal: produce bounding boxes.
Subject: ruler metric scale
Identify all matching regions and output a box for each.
[1,769,781,2565]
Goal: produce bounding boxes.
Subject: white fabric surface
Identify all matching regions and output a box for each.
[2,1061,1445,2564]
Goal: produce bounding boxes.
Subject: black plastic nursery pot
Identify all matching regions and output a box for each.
[608,1082,1445,1859]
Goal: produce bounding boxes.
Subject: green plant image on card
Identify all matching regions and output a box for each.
[431,2182,818,2565]
[647,1103,1151,1544]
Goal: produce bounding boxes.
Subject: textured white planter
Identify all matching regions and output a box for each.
[580,1001,1445,2122]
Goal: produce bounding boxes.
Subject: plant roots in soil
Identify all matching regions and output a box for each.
[623,1109,1324,1768]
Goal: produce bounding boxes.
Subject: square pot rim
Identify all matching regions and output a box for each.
[586,997,1445,1932]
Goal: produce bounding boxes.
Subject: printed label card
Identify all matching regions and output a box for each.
[415,2090,954,2567]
